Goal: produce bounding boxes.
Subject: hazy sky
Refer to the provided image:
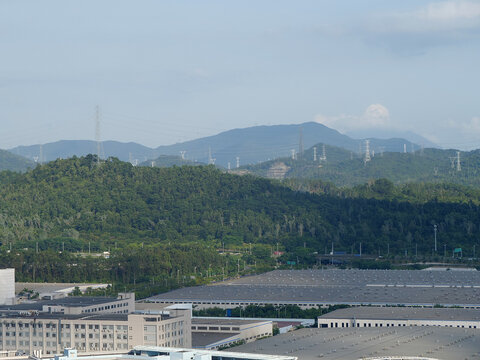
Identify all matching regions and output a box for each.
[1,0,480,149]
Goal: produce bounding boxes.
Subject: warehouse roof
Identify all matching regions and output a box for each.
[148,269,480,307]
[192,332,240,347]
[232,327,480,360]
[192,317,271,326]
[319,306,480,321]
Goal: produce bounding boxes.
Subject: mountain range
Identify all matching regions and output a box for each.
[9,122,427,168]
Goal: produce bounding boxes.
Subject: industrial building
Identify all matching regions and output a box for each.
[15,282,110,301]
[192,318,272,350]
[317,306,480,329]
[147,269,480,309]
[0,269,15,306]
[0,304,191,355]
[43,346,297,360]
[0,294,192,356]
[0,293,135,316]
[233,326,480,360]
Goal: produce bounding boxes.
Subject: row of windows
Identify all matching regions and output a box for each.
[192,326,240,331]
[81,301,130,314]
[323,321,479,329]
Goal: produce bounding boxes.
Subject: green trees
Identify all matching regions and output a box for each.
[0,155,478,295]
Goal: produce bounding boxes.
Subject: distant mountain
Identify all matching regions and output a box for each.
[244,144,480,187]
[10,140,156,163]
[9,122,421,167]
[154,122,420,167]
[0,150,34,172]
[346,129,438,149]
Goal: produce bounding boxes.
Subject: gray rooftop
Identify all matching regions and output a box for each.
[148,269,480,307]
[193,317,270,326]
[0,296,121,312]
[319,306,480,321]
[232,327,480,360]
[0,312,129,321]
[192,332,240,347]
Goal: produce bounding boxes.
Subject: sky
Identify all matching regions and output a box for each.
[1,0,480,150]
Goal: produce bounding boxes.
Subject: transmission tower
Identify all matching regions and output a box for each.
[364,140,371,164]
[456,151,461,172]
[208,147,215,165]
[320,144,327,161]
[449,156,456,169]
[180,151,186,160]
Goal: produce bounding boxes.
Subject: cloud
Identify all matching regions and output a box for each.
[419,1,480,22]
[433,116,480,149]
[447,116,480,134]
[360,1,480,54]
[315,104,391,133]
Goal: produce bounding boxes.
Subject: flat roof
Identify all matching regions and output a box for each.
[15,282,109,294]
[192,332,240,347]
[0,313,129,321]
[192,317,271,326]
[0,296,121,312]
[232,326,480,360]
[148,269,480,307]
[133,345,296,360]
[319,306,480,321]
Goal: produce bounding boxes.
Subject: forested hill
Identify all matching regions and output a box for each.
[244,145,480,187]
[0,150,34,172]
[0,155,479,258]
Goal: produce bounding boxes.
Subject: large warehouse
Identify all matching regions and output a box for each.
[232,326,480,360]
[0,269,14,305]
[317,306,480,329]
[146,269,480,309]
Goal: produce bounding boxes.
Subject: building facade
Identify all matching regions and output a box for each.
[191,318,272,350]
[0,269,15,306]
[0,306,191,356]
[317,307,480,329]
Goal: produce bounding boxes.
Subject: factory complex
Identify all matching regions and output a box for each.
[2,268,480,360]
[147,269,480,308]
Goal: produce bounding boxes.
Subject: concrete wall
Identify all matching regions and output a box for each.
[318,317,480,329]
[0,269,15,305]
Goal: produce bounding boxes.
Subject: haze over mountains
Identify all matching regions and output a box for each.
[9,122,428,168]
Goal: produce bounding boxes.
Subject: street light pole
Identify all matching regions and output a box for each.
[434,224,437,252]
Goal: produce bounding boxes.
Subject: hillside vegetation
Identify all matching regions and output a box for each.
[0,155,479,295]
[245,145,480,187]
[0,155,478,254]
[0,149,34,172]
